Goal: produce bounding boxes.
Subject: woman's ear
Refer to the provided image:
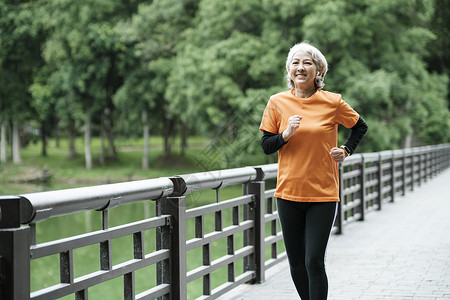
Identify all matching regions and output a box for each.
[317,67,323,76]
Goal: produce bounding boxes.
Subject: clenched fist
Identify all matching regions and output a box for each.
[329,147,348,163]
[282,115,302,142]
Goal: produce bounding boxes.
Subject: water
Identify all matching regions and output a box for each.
[30,200,161,299]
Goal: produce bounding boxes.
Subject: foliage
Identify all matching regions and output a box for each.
[301,0,448,151]
[113,0,192,136]
[0,0,449,169]
[0,0,43,122]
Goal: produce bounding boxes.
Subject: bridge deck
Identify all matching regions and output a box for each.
[219,168,450,300]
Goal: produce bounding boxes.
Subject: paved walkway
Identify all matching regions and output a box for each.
[220,168,450,300]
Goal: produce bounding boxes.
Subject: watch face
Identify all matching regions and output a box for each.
[340,146,350,156]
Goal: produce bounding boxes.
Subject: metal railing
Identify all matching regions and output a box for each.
[1,144,449,300]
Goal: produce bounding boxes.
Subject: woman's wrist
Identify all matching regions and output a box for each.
[340,145,351,157]
[282,130,289,142]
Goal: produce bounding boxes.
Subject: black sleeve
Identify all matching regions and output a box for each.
[261,131,287,155]
[343,116,368,155]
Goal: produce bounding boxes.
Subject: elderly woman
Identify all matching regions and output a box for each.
[260,42,367,299]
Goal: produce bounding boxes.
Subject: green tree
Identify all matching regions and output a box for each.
[0,0,44,163]
[2,0,448,172]
[302,0,449,150]
[29,66,56,157]
[166,0,317,167]
[426,0,450,91]
[114,0,198,166]
[37,0,143,168]
[426,0,450,142]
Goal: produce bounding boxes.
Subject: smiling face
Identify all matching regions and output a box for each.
[288,51,318,91]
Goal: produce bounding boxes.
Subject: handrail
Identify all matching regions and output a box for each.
[0,143,449,300]
[179,166,257,194]
[18,177,175,223]
[254,163,278,180]
[13,166,261,225]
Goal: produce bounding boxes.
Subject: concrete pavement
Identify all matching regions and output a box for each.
[219,168,450,300]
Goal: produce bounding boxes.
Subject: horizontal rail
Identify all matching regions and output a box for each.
[31,250,170,300]
[179,166,257,194]
[186,221,254,251]
[208,271,255,299]
[185,195,253,219]
[19,177,175,223]
[186,245,254,283]
[9,167,262,225]
[30,215,170,259]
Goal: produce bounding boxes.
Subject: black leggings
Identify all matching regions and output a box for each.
[277,199,338,300]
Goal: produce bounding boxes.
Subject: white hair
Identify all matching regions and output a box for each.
[285,42,328,90]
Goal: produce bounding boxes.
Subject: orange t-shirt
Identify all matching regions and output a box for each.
[260,89,359,202]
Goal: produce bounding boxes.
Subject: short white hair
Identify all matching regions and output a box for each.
[285,42,328,90]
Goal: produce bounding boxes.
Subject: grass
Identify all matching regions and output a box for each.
[1,134,270,194]
[0,135,221,194]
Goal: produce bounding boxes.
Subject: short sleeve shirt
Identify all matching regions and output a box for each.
[260,89,359,202]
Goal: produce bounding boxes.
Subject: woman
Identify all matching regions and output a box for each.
[259,42,367,299]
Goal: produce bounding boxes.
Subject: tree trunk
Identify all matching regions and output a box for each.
[180,121,187,157]
[142,110,150,169]
[99,117,106,166]
[105,54,119,161]
[84,114,92,170]
[404,133,414,148]
[40,121,47,157]
[1,119,7,163]
[104,107,116,160]
[66,118,77,158]
[12,121,21,164]
[163,117,175,158]
[55,120,60,148]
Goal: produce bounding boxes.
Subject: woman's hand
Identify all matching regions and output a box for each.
[329,147,348,163]
[282,115,302,142]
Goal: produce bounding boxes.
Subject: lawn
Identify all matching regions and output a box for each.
[0,135,222,194]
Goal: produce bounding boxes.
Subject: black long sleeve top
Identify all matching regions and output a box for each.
[261,116,368,155]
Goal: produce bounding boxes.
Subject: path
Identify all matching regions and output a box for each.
[219,168,450,300]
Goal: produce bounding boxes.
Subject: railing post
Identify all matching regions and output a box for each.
[436,147,439,173]
[445,145,450,170]
[337,164,344,234]
[359,156,366,221]
[246,169,266,284]
[390,152,395,202]
[0,196,30,300]
[242,189,255,279]
[430,147,434,178]
[377,153,383,210]
[158,193,187,300]
[401,150,407,196]
[447,145,450,169]
[424,149,429,183]
[417,149,422,187]
[431,147,436,177]
[437,146,443,173]
[409,150,415,192]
